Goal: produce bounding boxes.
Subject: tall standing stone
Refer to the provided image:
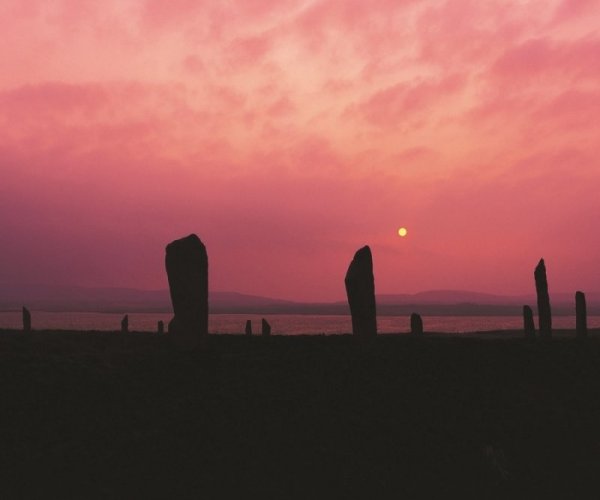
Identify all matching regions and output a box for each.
[245,320,252,336]
[534,258,552,338]
[523,305,535,338]
[410,313,423,336]
[345,246,377,337]
[165,234,209,344]
[158,320,164,334]
[576,291,587,338]
[261,318,271,336]
[22,307,31,332]
[121,315,129,333]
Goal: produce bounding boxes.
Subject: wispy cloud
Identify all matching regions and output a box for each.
[1,0,598,298]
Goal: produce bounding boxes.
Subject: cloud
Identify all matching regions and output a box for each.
[0,82,112,120]
[227,34,273,66]
[140,0,209,30]
[266,96,296,117]
[552,0,600,22]
[534,89,600,129]
[415,0,539,69]
[490,37,600,82]
[182,55,205,74]
[357,74,465,128]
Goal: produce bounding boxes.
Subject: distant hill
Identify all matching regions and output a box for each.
[377,290,527,305]
[0,284,598,315]
[209,291,295,309]
[0,284,171,313]
[0,284,294,314]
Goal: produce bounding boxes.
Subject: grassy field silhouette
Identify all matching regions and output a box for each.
[1,329,598,498]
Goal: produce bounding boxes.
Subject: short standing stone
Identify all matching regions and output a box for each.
[534,259,552,338]
[261,318,271,336]
[410,313,423,336]
[345,246,377,337]
[22,307,31,332]
[245,320,252,336]
[165,234,209,344]
[121,315,128,333]
[158,320,164,334]
[523,305,535,338]
[576,291,587,338]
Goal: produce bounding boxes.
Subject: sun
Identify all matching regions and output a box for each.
[398,227,408,237]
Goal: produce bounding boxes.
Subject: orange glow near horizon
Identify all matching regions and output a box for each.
[1,0,599,301]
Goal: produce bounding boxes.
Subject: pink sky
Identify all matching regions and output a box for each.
[1,0,599,301]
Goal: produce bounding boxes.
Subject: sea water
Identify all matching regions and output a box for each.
[0,311,599,334]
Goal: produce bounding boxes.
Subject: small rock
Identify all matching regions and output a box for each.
[261,318,271,336]
[410,313,423,335]
[121,315,129,333]
[22,306,31,332]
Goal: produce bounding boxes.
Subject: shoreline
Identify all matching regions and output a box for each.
[1,327,599,338]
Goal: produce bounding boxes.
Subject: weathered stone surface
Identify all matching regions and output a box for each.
[344,246,377,337]
[158,320,164,334]
[22,307,31,332]
[165,234,209,343]
[261,318,271,336]
[534,259,552,338]
[523,305,535,338]
[410,313,423,336]
[121,315,128,333]
[576,291,587,338]
[245,320,252,336]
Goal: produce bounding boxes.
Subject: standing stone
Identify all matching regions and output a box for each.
[534,259,552,338]
[165,234,209,344]
[158,320,164,334]
[345,246,377,337]
[523,305,535,338]
[410,313,423,336]
[576,291,587,338]
[121,315,129,333]
[261,318,271,336]
[245,320,252,336]
[22,307,31,332]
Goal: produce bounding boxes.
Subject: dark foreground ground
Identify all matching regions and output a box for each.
[0,330,599,499]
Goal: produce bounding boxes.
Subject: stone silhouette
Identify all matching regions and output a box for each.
[261,318,271,336]
[345,246,377,337]
[576,291,587,338]
[534,259,552,338]
[121,315,128,333]
[410,313,423,336]
[158,320,164,334]
[165,234,209,344]
[523,305,535,338]
[245,320,252,336]
[22,306,31,332]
